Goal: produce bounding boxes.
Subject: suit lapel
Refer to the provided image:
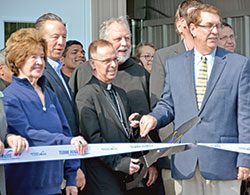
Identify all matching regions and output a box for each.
[92,79,130,138]
[115,90,131,136]
[184,50,198,110]
[199,48,226,111]
[45,63,72,102]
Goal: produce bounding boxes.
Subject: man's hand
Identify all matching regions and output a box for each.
[76,168,86,191]
[71,136,87,155]
[129,113,141,128]
[7,134,29,155]
[129,158,140,175]
[66,186,78,195]
[139,115,157,137]
[238,167,250,180]
[144,165,158,187]
[0,140,4,156]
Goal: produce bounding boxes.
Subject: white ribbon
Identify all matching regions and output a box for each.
[1,143,249,165]
[0,143,192,165]
[198,143,250,154]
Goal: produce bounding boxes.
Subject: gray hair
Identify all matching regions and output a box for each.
[0,48,5,65]
[99,16,131,39]
[35,13,63,31]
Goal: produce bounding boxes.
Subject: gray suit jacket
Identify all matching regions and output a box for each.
[150,40,186,107]
[151,47,250,180]
[150,40,186,169]
[0,91,7,142]
[0,91,7,195]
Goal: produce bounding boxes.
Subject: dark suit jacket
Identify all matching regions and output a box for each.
[150,40,186,169]
[76,76,132,194]
[151,47,250,180]
[44,63,78,136]
[0,78,10,91]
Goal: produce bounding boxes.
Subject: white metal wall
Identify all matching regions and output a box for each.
[0,0,92,52]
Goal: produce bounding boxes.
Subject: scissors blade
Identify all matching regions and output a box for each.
[164,116,200,143]
[126,116,200,190]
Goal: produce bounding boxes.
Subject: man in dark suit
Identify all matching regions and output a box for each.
[149,1,202,194]
[76,40,140,195]
[140,4,250,195]
[35,13,86,193]
[70,16,159,193]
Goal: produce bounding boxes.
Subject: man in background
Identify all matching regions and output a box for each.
[218,22,236,52]
[0,48,12,91]
[149,1,202,194]
[61,40,86,82]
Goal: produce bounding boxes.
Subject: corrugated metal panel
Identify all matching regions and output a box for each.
[92,0,126,41]
[139,0,250,57]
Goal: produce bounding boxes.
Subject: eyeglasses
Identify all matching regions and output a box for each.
[91,57,119,65]
[197,23,222,31]
[219,34,237,41]
[140,55,154,61]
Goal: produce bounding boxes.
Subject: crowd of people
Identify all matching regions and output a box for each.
[0,0,249,195]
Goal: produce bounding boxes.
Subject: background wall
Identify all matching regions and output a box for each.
[0,0,92,53]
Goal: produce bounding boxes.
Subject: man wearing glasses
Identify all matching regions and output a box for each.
[218,22,236,52]
[75,40,141,194]
[139,3,250,195]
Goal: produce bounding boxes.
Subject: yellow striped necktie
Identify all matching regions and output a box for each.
[196,56,207,110]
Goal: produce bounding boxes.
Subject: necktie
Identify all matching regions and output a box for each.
[196,56,208,110]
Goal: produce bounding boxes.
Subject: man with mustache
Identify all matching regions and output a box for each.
[69,16,150,115]
[61,40,86,83]
[70,16,159,194]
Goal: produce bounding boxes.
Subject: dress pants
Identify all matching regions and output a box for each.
[174,165,241,195]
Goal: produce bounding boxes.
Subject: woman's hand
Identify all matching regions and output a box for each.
[71,136,87,155]
[7,134,29,155]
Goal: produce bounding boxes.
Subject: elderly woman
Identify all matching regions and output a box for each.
[3,28,87,195]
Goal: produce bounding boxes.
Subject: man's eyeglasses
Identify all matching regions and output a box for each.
[91,57,119,65]
[197,23,222,31]
[219,34,237,41]
[140,55,154,61]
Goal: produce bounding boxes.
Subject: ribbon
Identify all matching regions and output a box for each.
[1,143,249,165]
[0,143,193,165]
[198,143,250,154]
